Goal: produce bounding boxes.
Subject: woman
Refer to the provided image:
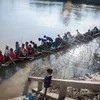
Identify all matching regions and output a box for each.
[0,50,4,63]
[28,44,35,54]
[9,48,16,60]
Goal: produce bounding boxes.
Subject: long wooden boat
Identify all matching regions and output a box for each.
[0,30,100,67]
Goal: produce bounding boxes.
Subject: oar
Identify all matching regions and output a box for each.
[9,56,16,66]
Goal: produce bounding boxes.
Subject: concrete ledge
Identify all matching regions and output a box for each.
[29,76,100,91]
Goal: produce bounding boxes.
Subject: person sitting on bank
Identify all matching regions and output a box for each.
[0,50,4,63]
[44,35,53,42]
[43,68,53,99]
[20,43,28,57]
[4,45,10,61]
[9,48,16,60]
[15,41,21,57]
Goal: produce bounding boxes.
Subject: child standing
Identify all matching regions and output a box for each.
[43,69,53,100]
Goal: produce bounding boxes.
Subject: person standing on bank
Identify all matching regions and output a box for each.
[43,69,53,100]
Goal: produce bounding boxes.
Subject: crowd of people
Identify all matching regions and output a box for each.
[0,41,38,64]
[0,27,99,64]
[0,33,69,64]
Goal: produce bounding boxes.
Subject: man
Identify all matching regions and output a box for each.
[44,35,53,42]
[15,42,21,57]
[30,41,37,50]
[55,34,63,47]
[38,38,47,45]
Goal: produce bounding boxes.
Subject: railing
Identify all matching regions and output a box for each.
[28,76,100,99]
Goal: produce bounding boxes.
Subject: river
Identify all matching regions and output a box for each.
[0,0,100,100]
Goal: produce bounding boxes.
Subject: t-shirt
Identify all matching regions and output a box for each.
[15,45,21,52]
[41,38,47,42]
[45,36,53,42]
[44,75,52,88]
[4,49,10,57]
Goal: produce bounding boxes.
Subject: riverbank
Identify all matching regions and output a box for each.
[70,72,100,99]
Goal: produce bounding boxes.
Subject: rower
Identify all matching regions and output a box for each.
[76,30,83,41]
[44,35,53,49]
[0,50,4,63]
[9,48,16,60]
[44,35,53,42]
[4,45,10,61]
[25,42,29,51]
[15,41,21,57]
[28,44,35,54]
[38,38,47,45]
[63,33,68,40]
[92,26,99,35]
[76,29,81,35]
[20,43,28,57]
[55,34,63,47]
[30,41,37,50]
[57,34,62,39]
[87,29,92,36]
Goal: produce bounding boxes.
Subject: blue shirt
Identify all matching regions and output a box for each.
[15,45,20,52]
[45,36,53,42]
[41,38,47,42]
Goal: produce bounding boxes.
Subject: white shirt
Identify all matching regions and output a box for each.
[4,49,10,57]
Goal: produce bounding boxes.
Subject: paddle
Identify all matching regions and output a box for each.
[9,55,16,66]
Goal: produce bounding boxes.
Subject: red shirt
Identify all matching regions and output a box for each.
[0,54,4,63]
[9,51,16,60]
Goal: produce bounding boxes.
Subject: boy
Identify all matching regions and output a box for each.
[43,69,53,99]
